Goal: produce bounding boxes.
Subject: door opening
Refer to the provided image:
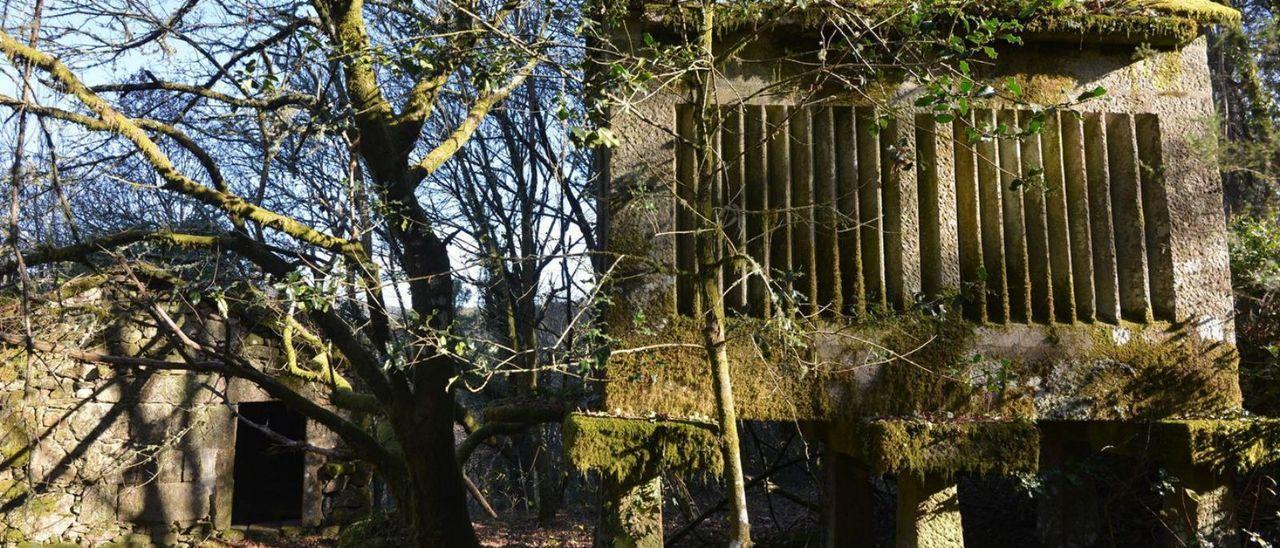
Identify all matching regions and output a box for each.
[231,401,306,524]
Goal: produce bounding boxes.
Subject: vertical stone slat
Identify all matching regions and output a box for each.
[1084,113,1121,323]
[1061,114,1096,322]
[857,107,886,308]
[767,106,793,297]
[791,108,818,315]
[882,114,920,310]
[837,107,867,317]
[953,114,986,322]
[918,115,960,297]
[721,105,747,314]
[917,116,942,297]
[813,107,842,315]
[1041,111,1077,323]
[744,105,772,318]
[675,104,699,316]
[1105,113,1152,322]
[998,109,1030,323]
[975,109,1008,323]
[1136,114,1176,321]
[1020,111,1053,324]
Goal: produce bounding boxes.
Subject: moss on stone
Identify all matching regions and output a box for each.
[0,478,27,507]
[0,414,30,470]
[1135,0,1241,26]
[603,310,1033,421]
[1058,321,1242,419]
[563,414,722,485]
[1156,419,1280,473]
[600,0,1238,44]
[840,419,1040,477]
[602,310,1241,422]
[1022,14,1201,46]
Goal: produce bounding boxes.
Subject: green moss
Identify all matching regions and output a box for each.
[1136,0,1241,26]
[337,511,404,548]
[603,311,1240,422]
[0,478,27,506]
[563,414,722,485]
[1157,419,1280,472]
[1023,14,1201,46]
[604,310,1033,421]
[599,0,1238,44]
[1064,321,1242,419]
[0,414,30,470]
[832,419,1040,476]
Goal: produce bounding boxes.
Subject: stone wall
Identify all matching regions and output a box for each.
[0,288,369,545]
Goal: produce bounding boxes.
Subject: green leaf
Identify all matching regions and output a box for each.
[1005,77,1022,98]
[1078,86,1108,101]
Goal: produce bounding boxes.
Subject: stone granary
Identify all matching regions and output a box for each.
[567,1,1280,546]
[0,279,369,545]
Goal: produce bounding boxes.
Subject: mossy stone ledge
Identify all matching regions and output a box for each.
[563,413,723,487]
[829,419,1041,477]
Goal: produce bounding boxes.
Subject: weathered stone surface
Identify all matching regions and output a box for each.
[1162,466,1240,548]
[5,491,76,542]
[895,475,964,548]
[80,483,120,529]
[117,481,212,525]
[597,476,663,548]
[183,447,218,483]
[123,449,183,485]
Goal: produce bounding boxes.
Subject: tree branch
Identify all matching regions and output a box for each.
[0,31,364,259]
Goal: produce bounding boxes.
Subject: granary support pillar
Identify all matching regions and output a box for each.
[596,475,663,548]
[824,451,877,548]
[1161,465,1239,548]
[1037,427,1104,548]
[895,474,964,548]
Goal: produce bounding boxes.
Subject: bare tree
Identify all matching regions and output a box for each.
[0,0,586,545]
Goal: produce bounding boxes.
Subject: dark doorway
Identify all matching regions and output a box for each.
[232,401,306,524]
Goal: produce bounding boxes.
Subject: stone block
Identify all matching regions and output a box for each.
[117,481,212,525]
[78,441,128,484]
[6,491,76,542]
[64,402,130,440]
[123,449,183,485]
[186,406,234,450]
[183,447,218,483]
[28,438,70,483]
[80,483,119,529]
[226,377,272,404]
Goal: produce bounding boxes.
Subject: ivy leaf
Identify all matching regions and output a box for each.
[1078,86,1108,101]
[1005,77,1022,98]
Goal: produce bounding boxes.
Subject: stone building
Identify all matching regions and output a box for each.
[567,1,1280,546]
[0,281,368,545]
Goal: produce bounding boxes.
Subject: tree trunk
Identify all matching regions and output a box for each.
[692,3,753,546]
[395,369,481,548]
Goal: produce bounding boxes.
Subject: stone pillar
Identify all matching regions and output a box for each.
[825,452,877,548]
[895,474,964,548]
[1162,466,1239,548]
[596,475,662,548]
[1037,433,1103,548]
